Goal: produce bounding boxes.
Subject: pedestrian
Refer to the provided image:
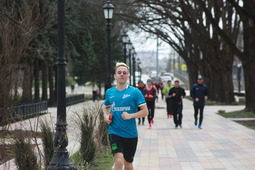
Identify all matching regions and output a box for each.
[92,82,99,102]
[162,80,174,118]
[71,84,75,93]
[103,62,148,170]
[190,75,208,129]
[144,79,157,129]
[136,80,146,125]
[168,80,186,128]
[152,79,160,102]
[159,81,165,100]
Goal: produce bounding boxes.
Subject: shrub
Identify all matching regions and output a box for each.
[73,103,109,168]
[80,106,97,164]
[40,120,54,166]
[14,136,39,170]
[218,110,226,114]
[97,108,109,147]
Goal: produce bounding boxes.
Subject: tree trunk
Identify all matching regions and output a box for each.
[186,60,199,90]
[13,75,19,101]
[220,69,235,103]
[0,82,10,107]
[34,60,40,102]
[199,56,235,104]
[42,60,48,101]
[241,5,255,111]
[22,64,32,102]
[208,68,235,104]
[242,60,255,111]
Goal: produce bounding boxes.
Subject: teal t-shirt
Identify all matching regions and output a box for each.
[104,86,146,138]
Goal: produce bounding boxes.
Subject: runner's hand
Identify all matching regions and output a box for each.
[104,115,112,124]
[105,119,112,124]
[122,112,132,120]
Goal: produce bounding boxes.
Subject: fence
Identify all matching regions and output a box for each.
[66,94,85,106]
[0,101,48,122]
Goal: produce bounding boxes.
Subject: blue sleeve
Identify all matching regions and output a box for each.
[190,85,196,99]
[103,90,111,106]
[204,85,208,97]
[136,89,146,106]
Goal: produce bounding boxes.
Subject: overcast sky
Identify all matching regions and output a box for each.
[128,30,172,59]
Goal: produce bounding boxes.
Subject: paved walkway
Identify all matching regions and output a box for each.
[1,91,255,170]
[133,98,255,170]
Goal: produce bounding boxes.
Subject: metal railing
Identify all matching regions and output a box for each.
[0,101,48,122]
[66,94,85,106]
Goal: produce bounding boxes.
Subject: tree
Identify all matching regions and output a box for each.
[195,0,255,111]
[127,0,238,103]
[64,0,126,85]
[0,0,56,111]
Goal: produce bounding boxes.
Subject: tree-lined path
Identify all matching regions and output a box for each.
[1,87,255,169]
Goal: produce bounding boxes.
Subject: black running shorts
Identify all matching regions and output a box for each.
[109,134,138,163]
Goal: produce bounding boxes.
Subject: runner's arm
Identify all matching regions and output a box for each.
[122,104,148,120]
[190,86,195,99]
[103,105,112,124]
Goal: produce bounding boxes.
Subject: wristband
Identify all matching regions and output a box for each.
[108,113,113,120]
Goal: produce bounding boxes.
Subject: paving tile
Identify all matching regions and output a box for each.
[134,99,255,169]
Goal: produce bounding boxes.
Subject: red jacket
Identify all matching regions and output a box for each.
[144,87,157,101]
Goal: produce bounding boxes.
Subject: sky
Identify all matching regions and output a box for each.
[128,30,172,59]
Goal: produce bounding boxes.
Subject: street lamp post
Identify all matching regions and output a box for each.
[132,47,136,86]
[47,0,76,169]
[121,32,128,63]
[237,64,242,94]
[137,58,142,81]
[127,40,132,85]
[103,1,114,90]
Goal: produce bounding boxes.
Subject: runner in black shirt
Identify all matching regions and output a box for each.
[168,80,186,128]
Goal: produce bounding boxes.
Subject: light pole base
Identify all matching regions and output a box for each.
[47,148,77,170]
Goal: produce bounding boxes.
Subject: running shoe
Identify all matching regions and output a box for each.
[194,120,198,126]
[198,125,202,129]
[148,125,152,129]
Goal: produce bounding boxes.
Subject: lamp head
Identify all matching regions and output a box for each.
[103,1,114,20]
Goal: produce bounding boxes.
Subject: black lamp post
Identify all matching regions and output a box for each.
[126,40,132,85]
[103,1,114,91]
[237,64,242,94]
[47,0,76,169]
[137,58,142,81]
[132,47,136,86]
[121,32,128,63]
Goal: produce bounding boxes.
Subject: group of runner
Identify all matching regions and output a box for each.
[136,78,187,129]
[137,75,208,130]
